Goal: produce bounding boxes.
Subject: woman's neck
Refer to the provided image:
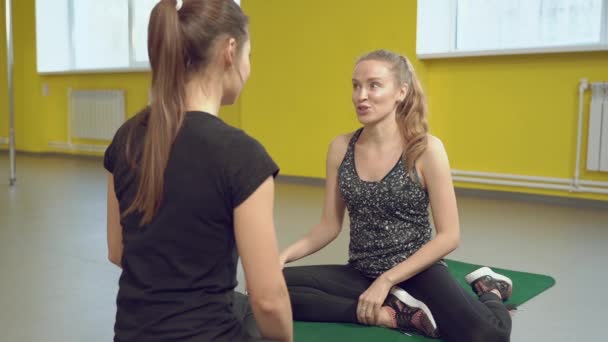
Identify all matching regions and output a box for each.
[184,78,222,116]
[361,114,402,148]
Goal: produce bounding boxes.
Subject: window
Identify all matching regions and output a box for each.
[35,0,72,72]
[132,0,160,66]
[417,0,608,59]
[72,0,130,70]
[35,0,241,73]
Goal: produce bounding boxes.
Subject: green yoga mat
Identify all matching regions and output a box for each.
[293,259,555,342]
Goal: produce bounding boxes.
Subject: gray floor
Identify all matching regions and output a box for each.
[0,154,606,342]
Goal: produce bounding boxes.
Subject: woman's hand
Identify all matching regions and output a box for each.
[357,275,393,325]
[279,251,290,269]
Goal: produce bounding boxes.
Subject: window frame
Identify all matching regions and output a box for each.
[35,0,241,74]
[416,0,608,60]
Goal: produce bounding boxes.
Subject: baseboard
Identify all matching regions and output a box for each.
[0,140,107,154]
[454,187,608,209]
[276,175,608,208]
[48,141,108,154]
[276,175,325,187]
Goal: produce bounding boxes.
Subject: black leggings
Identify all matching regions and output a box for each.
[284,263,511,342]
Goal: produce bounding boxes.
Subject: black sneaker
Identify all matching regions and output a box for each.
[383,287,439,338]
[465,267,513,301]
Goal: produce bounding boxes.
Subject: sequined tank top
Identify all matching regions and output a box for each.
[338,128,432,278]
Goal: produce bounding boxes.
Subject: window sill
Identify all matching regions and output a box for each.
[417,43,608,60]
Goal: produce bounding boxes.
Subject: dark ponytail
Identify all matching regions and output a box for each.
[124,0,187,225]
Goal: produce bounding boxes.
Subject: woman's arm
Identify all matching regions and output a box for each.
[357,136,460,325]
[235,177,293,342]
[107,173,123,268]
[380,135,460,285]
[279,135,349,266]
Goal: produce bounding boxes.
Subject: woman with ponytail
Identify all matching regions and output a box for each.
[104,1,292,341]
[279,50,513,341]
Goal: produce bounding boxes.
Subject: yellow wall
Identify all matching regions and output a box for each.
[242,0,607,201]
[426,52,608,200]
[3,0,607,201]
[242,0,426,178]
[1,0,240,154]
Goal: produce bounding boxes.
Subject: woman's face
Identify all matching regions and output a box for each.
[352,60,406,125]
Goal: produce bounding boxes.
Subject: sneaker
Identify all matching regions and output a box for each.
[383,287,439,338]
[465,267,513,301]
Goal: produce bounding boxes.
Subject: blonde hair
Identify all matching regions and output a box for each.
[356,50,428,177]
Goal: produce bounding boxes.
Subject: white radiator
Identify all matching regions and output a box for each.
[69,89,125,141]
[586,82,608,172]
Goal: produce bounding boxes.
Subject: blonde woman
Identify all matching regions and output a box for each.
[280,50,513,342]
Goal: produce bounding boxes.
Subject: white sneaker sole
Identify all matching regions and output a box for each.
[389,287,437,330]
[464,266,513,287]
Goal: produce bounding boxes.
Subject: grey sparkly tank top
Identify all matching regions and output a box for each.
[338,128,432,278]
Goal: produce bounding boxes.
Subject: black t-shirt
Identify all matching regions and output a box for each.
[104,110,279,342]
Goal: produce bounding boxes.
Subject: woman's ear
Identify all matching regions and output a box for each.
[398,83,409,102]
[224,37,238,69]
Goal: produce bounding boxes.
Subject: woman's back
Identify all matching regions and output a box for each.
[105,110,278,341]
